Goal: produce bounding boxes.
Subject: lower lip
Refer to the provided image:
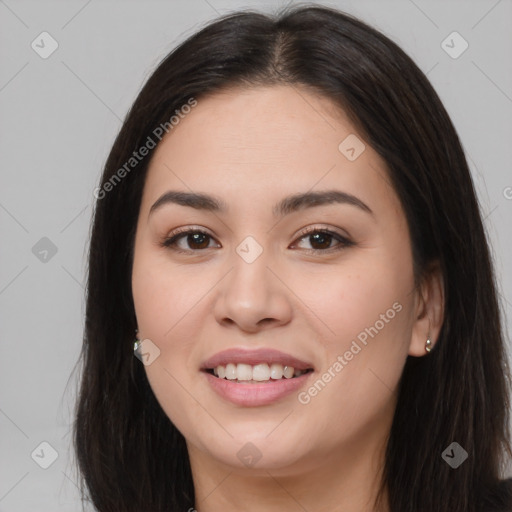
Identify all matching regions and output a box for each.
[202,370,313,407]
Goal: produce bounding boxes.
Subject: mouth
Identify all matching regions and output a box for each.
[200,348,315,406]
[202,363,314,384]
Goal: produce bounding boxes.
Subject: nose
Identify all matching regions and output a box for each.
[212,251,293,334]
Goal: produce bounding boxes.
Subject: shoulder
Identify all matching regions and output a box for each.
[480,478,512,512]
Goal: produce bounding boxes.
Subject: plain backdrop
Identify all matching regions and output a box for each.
[1,0,511,510]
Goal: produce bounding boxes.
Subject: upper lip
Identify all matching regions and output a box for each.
[201,348,314,371]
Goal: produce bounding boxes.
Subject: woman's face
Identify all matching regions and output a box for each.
[131,85,431,474]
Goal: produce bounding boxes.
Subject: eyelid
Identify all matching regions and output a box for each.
[290,225,354,253]
[165,225,215,238]
[161,225,219,250]
[294,224,351,241]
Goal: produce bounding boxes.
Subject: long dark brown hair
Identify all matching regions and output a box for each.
[74,4,512,511]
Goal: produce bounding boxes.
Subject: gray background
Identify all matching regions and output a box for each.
[1,0,511,510]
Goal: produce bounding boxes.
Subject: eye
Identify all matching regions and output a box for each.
[291,227,354,253]
[161,228,219,253]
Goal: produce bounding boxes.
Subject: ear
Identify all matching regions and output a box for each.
[408,261,445,357]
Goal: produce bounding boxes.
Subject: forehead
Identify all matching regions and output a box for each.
[157,85,354,163]
[142,85,400,219]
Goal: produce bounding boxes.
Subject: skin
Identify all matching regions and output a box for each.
[131,85,444,512]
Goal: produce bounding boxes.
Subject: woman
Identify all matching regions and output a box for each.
[74,5,512,511]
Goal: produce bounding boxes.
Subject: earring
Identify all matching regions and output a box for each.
[425,337,432,353]
[134,329,141,354]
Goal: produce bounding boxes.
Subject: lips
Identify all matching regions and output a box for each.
[203,370,313,406]
[200,347,315,372]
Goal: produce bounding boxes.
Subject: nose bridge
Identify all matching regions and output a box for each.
[226,241,273,305]
[213,237,292,330]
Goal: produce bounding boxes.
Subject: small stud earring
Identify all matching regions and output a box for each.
[425,337,432,353]
[134,329,141,353]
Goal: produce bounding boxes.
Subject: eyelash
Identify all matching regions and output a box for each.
[160,225,354,255]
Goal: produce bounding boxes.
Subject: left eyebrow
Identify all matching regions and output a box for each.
[273,190,374,218]
[148,189,374,219]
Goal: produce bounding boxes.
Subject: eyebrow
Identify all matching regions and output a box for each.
[148,189,374,218]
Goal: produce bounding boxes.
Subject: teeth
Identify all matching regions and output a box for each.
[225,363,236,380]
[253,363,270,381]
[211,363,310,382]
[283,365,294,379]
[270,363,283,380]
[236,363,253,381]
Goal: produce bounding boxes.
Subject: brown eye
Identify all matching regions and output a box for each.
[186,232,210,249]
[308,232,334,250]
[162,229,219,252]
[293,228,354,253]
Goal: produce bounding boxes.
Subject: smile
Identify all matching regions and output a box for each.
[200,347,315,406]
[205,363,312,382]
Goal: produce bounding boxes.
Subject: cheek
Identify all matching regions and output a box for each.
[131,239,227,381]
[132,252,207,433]
[293,252,414,404]
[294,282,411,445]
[132,245,210,339]
[293,256,411,344]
